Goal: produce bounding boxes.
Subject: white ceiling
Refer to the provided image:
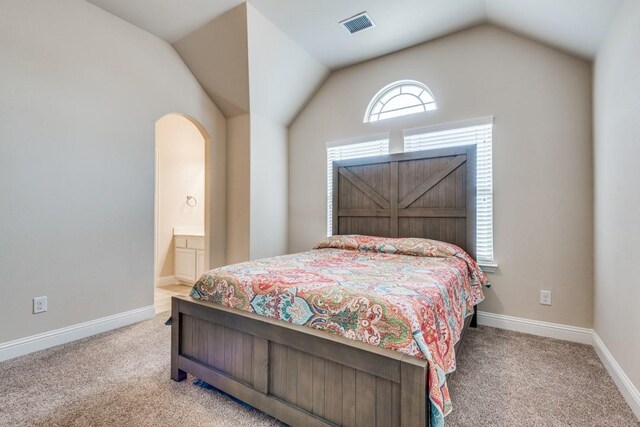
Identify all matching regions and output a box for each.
[484,0,624,60]
[86,0,624,68]
[85,0,244,43]
[249,0,487,69]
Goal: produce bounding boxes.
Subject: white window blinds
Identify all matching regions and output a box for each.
[404,120,494,264]
[327,139,389,236]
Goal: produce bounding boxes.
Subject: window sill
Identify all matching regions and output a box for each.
[479,262,498,273]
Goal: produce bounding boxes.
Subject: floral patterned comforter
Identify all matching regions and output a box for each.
[191,235,486,426]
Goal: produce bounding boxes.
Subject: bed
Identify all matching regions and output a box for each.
[171,146,485,427]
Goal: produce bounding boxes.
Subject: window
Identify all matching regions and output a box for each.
[364,80,436,123]
[327,138,390,236]
[404,118,495,266]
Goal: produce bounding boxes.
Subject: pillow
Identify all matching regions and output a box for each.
[314,235,359,251]
[315,235,458,258]
[315,235,488,287]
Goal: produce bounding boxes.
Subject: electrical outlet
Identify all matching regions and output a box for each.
[539,290,552,306]
[33,296,47,314]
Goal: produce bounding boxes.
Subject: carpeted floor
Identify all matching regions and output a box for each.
[0,315,637,427]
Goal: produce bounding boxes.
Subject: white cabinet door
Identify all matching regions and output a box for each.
[175,248,196,282]
[196,250,205,279]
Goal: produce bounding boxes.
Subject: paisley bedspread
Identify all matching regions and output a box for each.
[191,235,487,426]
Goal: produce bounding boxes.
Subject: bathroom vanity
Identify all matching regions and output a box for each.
[173,230,205,284]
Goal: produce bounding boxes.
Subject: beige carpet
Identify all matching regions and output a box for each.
[0,314,637,427]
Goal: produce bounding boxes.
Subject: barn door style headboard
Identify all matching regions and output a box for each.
[332,146,477,259]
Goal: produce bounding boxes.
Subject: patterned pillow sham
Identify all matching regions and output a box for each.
[315,235,488,287]
[315,234,456,257]
[313,234,360,251]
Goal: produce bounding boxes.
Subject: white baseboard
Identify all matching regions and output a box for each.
[592,333,640,420]
[1,306,637,421]
[476,311,593,344]
[156,275,178,287]
[0,305,155,363]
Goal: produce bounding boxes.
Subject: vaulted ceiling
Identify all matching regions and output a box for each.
[86,0,245,42]
[85,0,624,124]
[87,0,623,69]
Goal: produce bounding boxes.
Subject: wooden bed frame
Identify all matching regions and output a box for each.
[172,146,478,426]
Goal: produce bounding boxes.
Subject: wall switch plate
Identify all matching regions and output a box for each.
[539,290,552,306]
[33,296,47,314]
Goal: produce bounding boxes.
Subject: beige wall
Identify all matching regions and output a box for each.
[289,25,594,327]
[246,3,329,127]
[249,114,288,259]
[156,114,205,278]
[225,114,289,263]
[226,114,251,264]
[173,4,250,118]
[593,0,640,401]
[0,0,226,343]
[241,3,328,261]
[221,4,329,264]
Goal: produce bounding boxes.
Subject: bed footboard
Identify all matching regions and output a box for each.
[171,296,430,427]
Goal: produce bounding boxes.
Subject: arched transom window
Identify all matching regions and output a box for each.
[364,80,437,123]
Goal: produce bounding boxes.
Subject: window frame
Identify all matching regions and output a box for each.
[364,80,437,123]
[403,117,496,271]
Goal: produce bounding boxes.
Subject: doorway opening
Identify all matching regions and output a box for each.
[154,113,209,313]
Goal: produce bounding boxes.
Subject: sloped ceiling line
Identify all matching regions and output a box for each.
[88,0,624,68]
[86,0,624,122]
[171,3,329,126]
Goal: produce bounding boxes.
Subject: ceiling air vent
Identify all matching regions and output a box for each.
[340,12,375,34]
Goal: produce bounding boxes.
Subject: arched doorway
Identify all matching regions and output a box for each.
[154,113,211,313]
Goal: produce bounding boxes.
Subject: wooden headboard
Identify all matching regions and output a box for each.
[332,146,477,259]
